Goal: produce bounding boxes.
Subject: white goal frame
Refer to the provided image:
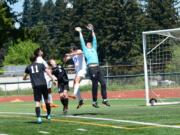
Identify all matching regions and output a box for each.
[142,28,180,106]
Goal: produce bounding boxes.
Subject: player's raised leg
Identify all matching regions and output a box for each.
[74,75,84,109]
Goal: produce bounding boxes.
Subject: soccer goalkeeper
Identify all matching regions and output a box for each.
[75,24,110,108]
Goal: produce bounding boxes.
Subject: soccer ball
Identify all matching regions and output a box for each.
[66,2,73,9]
[149,98,157,106]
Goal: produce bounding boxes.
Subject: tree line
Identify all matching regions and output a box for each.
[0,0,180,66]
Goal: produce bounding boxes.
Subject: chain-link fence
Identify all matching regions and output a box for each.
[0,64,145,96]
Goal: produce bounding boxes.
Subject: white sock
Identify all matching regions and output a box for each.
[41,95,45,104]
[48,94,53,104]
[74,83,82,101]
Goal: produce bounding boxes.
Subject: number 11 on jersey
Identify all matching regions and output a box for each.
[31,65,39,73]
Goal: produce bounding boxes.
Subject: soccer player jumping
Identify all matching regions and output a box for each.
[75,24,110,108]
[64,45,87,109]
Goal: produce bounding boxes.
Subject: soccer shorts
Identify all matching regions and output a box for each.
[46,80,52,89]
[76,69,87,78]
[33,85,48,102]
[45,74,52,89]
[58,83,69,93]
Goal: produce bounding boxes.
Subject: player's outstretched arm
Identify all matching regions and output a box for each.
[74,49,83,55]
[64,53,72,63]
[71,49,83,56]
[86,24,97,49]
[45,68,56,85]
[23,74,29,80]
[75,27,87,51]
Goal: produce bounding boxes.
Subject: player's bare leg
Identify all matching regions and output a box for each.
[41,95,47,112]
[74,76,84,109]
[48,88,59,108]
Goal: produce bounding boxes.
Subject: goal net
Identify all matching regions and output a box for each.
[143,28,180,106]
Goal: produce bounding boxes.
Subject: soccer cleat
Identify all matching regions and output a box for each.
[50,103,59,108]
[46,115,51,120]
[41,104,47,112]
[77,100,84,109]
[37,117,42,124]
[102,100,110,107]
[92,102,99,108]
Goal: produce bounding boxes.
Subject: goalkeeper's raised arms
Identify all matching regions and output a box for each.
[86,23,94,31]
[75,27,82,32]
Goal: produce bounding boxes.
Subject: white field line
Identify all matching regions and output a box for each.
[66,115,180,129]
[0,112,48,116]
[0,112,34,115]
[76,128,87,132]
[1,111,180,129]
[38,131,50,134]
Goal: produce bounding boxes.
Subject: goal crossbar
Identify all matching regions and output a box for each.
[143,27,180,35]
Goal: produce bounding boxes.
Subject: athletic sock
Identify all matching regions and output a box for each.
[60,98,65,106]
[48,94,53,104]
[64,98,69,108]
[35,107,40,117]
[41,95,45,104]
[74,83,82,101]
[45,103,51,115]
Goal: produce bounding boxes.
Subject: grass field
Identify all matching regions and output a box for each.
[0,99,180,135]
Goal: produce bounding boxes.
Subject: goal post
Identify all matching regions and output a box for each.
[143,28,180,106]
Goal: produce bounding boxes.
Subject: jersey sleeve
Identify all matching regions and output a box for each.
[80,33,87,52]
[42,60,48,68]
[37,57,48,67]
[25,66,29,74]
[41,64,46,72]
[92,33,97,50]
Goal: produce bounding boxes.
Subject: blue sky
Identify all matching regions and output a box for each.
[11,0,52,28]
[11,0,54,13]
[10,0,23,13]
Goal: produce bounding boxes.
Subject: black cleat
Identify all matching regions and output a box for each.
[77,100,84,109]
[92,102,99,108]
[102,100,110,107]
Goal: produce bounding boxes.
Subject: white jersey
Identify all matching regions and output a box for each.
[36,56,52,86]
[72,54,87,73]
[36,57,48,68]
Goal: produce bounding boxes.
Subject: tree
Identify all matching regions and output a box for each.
[145,0,179,29]
[21,0,31,27]
[0,1,16,65]
[3,40,39,65]
[31,0,42,26]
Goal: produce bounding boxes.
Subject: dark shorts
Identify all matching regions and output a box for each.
[88,66,105,80]
[33,85,48,102]
[58,83,69,93]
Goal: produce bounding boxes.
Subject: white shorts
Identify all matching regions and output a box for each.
[46,80,52,89]
[44,73,52,89]
[76,69,87,78]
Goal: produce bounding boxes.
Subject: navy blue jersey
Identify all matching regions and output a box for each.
[25,63,47,88]
[52,65,68,84]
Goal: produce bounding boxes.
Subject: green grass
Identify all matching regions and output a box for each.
[0,99,180,135]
